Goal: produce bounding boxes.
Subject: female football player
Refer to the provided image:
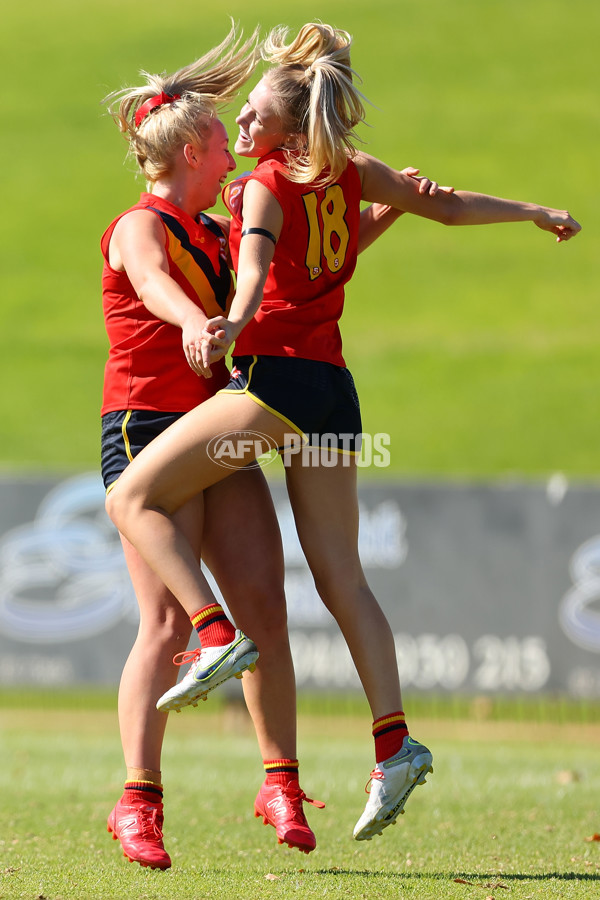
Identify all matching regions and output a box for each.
[101,25,307,869]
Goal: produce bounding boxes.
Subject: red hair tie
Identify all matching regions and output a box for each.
[135,91,181,127]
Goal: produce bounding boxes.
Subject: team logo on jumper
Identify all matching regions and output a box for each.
[206,431,280,469]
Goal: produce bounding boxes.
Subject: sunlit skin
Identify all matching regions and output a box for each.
[189,119,237,210]
[235,78,289,159]
[153,118,236,217]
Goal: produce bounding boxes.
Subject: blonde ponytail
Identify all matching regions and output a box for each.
[103,22,258,183]
[261,22,367,185]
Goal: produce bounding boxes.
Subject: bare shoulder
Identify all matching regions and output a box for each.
[350,151,391,185]
[113,207,163,240]
[241,178,283,233]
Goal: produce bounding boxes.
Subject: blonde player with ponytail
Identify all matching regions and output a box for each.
[101,24,306,869]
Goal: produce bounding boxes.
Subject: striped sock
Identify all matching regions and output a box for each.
[372,711,409,763]
[264,758,300,788]
[123,779,164,803]
[191,603,235,648]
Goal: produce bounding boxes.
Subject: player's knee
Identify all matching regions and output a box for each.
[250,588,288,631]
[314,572,372,616]
[105,482,139,534]
[105,485,124,529]
[234,589,288,645]
[136,613,192,656]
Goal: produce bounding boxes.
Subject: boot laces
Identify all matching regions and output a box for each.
[281,783,325,815]
[364,767,384,794]
[138,805,164,840]
[172,648,202,667]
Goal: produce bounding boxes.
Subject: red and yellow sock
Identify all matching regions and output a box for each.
[191,603,235,648]
[123,767,163,802]
[263,758,300,788]
[372,711,409,763]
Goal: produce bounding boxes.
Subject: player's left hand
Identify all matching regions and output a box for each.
[533,207,582,242]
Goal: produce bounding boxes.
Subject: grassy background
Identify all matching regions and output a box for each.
[1,0,597,478]
[1,702,599,899]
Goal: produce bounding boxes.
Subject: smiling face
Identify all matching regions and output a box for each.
[194,118,236,208]
[234,77,289,159]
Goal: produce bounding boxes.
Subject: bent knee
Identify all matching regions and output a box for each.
[136,613,192,652]
[313,574,373,613]
[105,485,125,529]
[105,482,143,534]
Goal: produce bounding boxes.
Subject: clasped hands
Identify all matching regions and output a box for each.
[184,316,236,378]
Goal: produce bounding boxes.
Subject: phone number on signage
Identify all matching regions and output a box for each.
[289,632,551,691]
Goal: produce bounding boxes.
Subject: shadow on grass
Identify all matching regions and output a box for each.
[454,872,600,882]
[314,869,600,882]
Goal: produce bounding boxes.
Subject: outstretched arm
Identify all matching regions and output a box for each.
[357,166,455,253]
[358,203,404,254]
[354,152,581,242]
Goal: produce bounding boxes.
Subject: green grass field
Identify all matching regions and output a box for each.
[1,0,597,477]
[1,702,599,899]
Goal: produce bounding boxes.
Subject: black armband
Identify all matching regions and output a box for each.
[241,227,277,245]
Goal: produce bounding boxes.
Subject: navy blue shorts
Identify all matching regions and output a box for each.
[220,355,362,453]
[100,409,185,490]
